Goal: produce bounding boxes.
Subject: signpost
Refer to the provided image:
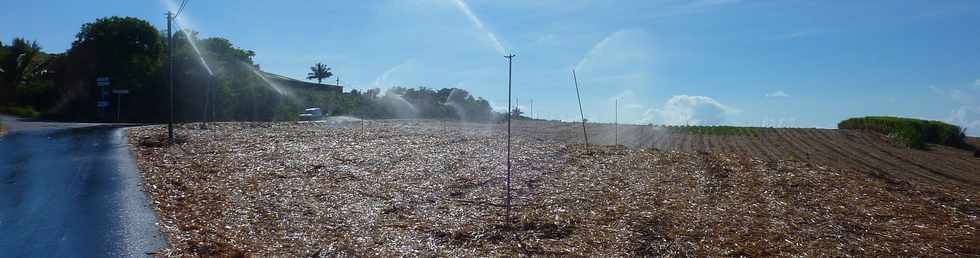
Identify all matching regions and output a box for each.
[96,77,110,120]
[112,89,129,122]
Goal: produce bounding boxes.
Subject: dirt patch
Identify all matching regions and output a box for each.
[130,121,979,256]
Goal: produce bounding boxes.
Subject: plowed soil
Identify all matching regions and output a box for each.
[509,120,980,191]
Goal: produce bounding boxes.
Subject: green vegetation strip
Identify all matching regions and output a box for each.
[838,116,966,149]
[667,125,762,136]
[0,106,40,118]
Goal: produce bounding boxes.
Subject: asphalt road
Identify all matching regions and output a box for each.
[0,116,166,257]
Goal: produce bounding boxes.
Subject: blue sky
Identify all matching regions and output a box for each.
[2,0,979,134]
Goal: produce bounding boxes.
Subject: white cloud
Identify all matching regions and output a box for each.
[930,83,980,135]
[644,95,739,125]
[946,106,980,135]
[765,90,790,98]
[930,85,975,105]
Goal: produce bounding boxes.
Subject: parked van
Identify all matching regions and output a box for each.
[299,108,323,121]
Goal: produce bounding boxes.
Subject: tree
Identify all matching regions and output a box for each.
[43,16,165,120]
[306,62,332,84]
[0,38,44,105]
[69,17,163,91]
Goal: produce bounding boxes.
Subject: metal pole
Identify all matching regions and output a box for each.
[202,76,208,128]
[210,76,215,122]
[116,93,122,122]
[615,98,618,145]
[572,70,589,146]
[167,11,175,142]
[504,54,515,223]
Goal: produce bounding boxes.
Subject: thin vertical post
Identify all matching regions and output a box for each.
[167,12,175,142]
[504,54,515,223]
[615,98,618,145]
[202,75,210,128]
[116,93,122,122]
[530,99,533,120]
[572,70,589,146]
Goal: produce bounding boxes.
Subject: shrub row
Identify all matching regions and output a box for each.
[838,116,965,149]
[665,125,761,136]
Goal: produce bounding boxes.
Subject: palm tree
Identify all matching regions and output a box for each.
[307,62,333,84]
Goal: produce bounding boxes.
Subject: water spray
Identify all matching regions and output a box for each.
[453,0,507,55]
[243,62,289,96]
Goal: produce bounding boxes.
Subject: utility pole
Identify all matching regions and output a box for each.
[572,70,589,146]
[167,11,175,142]
[615,98,619,145]
[504,54,515,223]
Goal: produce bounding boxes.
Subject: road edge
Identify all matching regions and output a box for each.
[119,127,171,256]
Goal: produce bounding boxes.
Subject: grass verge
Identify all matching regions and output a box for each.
[0,105,41,119]
[838,116,966,149]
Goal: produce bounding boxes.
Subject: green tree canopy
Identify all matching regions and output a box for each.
[0,38,44,104]
[69,16,163,91]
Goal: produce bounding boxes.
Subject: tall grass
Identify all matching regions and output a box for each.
[838,116,966,149]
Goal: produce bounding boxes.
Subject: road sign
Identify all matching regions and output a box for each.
[97,77,110,87]
[112,89,130,94]
[96,101,110,108]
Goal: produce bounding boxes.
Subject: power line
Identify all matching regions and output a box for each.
[175,0,190,18]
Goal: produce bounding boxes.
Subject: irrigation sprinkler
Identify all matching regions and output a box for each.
[201,75,212,129]
[504,54,515,223]
[571,70,589,147]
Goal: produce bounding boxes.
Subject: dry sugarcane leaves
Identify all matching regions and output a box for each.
[129,121,980,257]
